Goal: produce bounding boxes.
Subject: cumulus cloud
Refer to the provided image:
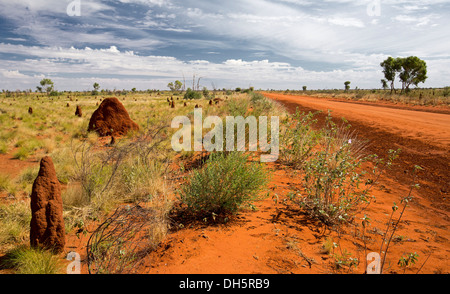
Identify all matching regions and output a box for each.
[1,70,28,79]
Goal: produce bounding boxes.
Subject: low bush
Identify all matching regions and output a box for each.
[86,204,168,274]
[288,113,390,226]
[178,152,269,221]
[443,86,450,97]
[184,88,202,100]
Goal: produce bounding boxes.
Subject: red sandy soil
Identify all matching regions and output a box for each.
[139,93,449,274]
[2,94,449,274]
[0,151,38,201]
[0,152,37,179]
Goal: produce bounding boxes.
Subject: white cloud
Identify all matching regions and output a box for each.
[392,14,437,26]
[118,0,176,9]
[2,43,441,91]
[1,70,28,79]
[327,17,365,28]
[5,37,28,42]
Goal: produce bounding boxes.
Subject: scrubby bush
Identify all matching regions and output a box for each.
[248,92,275,117]
[178,152,269,221]
[280,110,322,169]
[184,88,202,100]
[86,204,168,274]
[443,86,450,97]
[287,113,393,226]
[202,87,210,99]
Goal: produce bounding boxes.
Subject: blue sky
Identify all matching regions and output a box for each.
[0,0,449,91]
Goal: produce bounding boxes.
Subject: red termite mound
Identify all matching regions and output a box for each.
[88,97,139,137]
[30,156,65,253]
[75,105,82,117]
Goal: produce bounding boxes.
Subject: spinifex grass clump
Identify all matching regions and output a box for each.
[178,152,269,222]
[0,201,31,247]
[0,246,63,274]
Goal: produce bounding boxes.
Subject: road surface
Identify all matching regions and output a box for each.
[262,92,449,210]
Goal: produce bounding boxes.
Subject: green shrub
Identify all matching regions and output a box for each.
[18,166,39,186]
[178,152,269,221]
[184,88,202,100]
[443,86,450,97]
[202,87,210,99]
[290,114,377,226]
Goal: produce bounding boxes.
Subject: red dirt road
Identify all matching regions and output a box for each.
[263,92,450,150]
[262,92,449,211]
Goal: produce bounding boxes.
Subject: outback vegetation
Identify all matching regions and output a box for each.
[0,74,447,275]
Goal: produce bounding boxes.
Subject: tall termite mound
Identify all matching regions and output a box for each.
[30,156,65,253]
